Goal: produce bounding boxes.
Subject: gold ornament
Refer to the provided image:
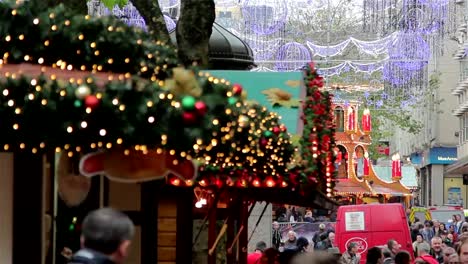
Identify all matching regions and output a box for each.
[163,67,202,97]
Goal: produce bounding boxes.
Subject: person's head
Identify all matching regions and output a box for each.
[447,253,459,264]
[328,232,335,244]
[387,239,401,254]
[272,221,279,230]
[459,240,468,263]
[440,223,446,230]
[394,250,411,264]
[457,214,462,221]
[348,242,358,254]
[463,223,468,234]
[416,242,431,256]
[287,231,296,241]
[296,237,310,252]
[255,241,267,252]
[443,247,456,263]
[366,246,383,264]
[447,233,454,242]
[431,236,442,253]
[441,230,448,238]
[81,208,134,263]
[319,223,326,231]
[432,219,440,228]
[416,234,424,243]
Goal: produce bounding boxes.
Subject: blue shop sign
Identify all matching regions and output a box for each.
[410,152,422,165]
[428,147,458,165]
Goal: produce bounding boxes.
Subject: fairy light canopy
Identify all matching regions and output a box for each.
[87,0,255,70]
[211,0,457,102]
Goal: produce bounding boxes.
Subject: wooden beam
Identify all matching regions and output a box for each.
[176,188,193,264]
[140,181,160,264]
[13,152,43,263]
[239,200,248,264]
[0,63,126,86]
[208,199,217,264]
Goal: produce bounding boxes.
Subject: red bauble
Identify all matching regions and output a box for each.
[84,95,100,109]
[232,83,243,95]
[260,138,268,147]
[280,125,287,132]
[273,126,281,135]
[194,101,207,115]
[182,111,198,124]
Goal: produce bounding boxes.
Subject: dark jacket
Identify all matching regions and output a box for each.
[68,249,115,264]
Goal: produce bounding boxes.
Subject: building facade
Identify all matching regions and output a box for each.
[446,1,468,206]
[390,43,463,206]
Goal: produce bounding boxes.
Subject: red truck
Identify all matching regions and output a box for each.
[335,203,414,263]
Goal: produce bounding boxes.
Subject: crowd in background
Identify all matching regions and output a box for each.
[274,205,336,223]
[247,213,468,264]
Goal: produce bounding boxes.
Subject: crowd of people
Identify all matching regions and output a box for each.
[247,215,468,264]
[64,207,468,264]
[407,214,468,263]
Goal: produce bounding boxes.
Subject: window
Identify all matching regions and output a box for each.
[334,106,344,132]
[460,117,464,145]
[463,113,468,141]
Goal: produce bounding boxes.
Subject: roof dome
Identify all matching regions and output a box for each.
[169,22,255,70]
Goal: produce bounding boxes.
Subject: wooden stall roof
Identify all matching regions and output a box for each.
[0,63,125,86]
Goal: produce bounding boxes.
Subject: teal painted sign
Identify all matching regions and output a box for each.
[207,71,303,134]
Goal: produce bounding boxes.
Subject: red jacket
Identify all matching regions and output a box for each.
[414,254,439,264]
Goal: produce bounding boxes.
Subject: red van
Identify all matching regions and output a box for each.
[335,204,414,263]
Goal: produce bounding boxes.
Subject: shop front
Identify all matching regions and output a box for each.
[420,147,458,206]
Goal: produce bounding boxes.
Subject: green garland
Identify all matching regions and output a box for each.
[0,72,243,154]
[298,62,337,196]
[0,1,177,79]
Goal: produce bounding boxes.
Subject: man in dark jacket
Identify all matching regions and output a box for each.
[68,208,134,264]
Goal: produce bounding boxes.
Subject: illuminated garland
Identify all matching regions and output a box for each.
[0,1,336,191]
[0,69,245,155]
[298,62,337,196]
[196,102,295,188]
[0,1,177,79]
[0,0,300,188]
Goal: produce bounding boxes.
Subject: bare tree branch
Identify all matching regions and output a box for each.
[129,0,172,45]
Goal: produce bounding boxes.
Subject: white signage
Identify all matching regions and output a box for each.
[345,211,365,231]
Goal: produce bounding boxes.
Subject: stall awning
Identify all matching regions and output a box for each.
[371,184,408,196]
[334,179,372,195]
[446,155,468,174]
